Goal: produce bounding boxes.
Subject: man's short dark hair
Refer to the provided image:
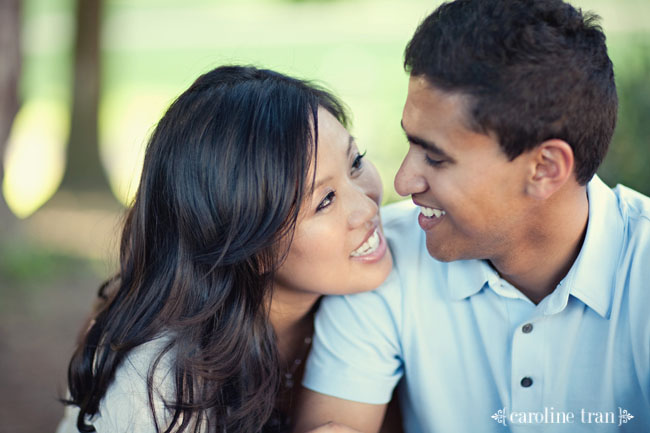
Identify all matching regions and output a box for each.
[404,0,617,185]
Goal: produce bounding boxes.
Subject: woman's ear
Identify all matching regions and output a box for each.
[525,139,575,199]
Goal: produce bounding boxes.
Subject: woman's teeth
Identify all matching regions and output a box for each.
[351,229,380,257]
[420,206,446,218]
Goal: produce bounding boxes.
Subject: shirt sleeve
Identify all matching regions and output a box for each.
[302,269,404,404]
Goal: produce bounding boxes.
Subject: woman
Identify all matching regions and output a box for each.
[60,65,393,432]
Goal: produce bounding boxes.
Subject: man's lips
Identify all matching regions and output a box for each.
[413,199,446,230]
[413,199,446,217]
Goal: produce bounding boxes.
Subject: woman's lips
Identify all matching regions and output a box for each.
[350,227,388,263]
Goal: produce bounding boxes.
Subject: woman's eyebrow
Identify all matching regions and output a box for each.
[347,135,355,156]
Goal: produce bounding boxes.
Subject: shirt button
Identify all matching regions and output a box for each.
[521,377,533,388]
[522,323,533,333]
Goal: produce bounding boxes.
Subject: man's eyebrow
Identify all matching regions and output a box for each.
[400,120,452,159]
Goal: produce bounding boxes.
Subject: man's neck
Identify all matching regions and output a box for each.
[491,186,589,304]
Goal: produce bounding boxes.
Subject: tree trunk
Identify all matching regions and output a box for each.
[0,0,21,234]
[59,0,112,194]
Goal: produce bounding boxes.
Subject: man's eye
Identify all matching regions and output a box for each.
[352,150,366,170]
[425,154,445,167]
[317,190,336,212]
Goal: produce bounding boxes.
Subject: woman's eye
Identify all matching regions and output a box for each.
[317,190,336,212]
[352,150,366,171]
[425,154,445,167]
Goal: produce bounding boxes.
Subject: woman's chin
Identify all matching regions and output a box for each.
[340,249,394,296]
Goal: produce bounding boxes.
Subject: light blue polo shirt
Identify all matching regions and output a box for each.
[303,176,650,432]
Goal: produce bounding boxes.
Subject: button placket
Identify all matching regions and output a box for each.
[511,318,543,414]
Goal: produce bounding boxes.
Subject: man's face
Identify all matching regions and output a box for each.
[395,76,533,263]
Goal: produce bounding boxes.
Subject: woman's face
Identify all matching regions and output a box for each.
[274,107,393,297]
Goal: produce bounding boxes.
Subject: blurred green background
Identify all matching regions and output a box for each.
[0,0,648,431]
[5,0,650,217]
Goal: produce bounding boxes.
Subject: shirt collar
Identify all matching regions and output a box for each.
[542,175,624,318]
[447,259,494,301]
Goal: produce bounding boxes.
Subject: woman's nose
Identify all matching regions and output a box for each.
[347,187,379,229]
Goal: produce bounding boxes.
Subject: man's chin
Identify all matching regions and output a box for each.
[425,240,457,263]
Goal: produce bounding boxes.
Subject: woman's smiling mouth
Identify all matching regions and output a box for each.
[350,227,388,262]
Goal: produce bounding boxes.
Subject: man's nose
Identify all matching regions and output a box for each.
[394,149,428,197]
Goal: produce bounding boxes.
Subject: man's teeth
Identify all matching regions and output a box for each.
[351,229,380,257]
[420,206,446,218]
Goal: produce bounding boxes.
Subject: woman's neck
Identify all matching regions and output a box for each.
[269,286,320,363]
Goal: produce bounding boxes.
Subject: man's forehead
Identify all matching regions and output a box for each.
[407,76,472,108]
[405,76,484,138]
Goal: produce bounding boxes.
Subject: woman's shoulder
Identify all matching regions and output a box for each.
[93,335,178,432]
[117,334,176,387]
[56,335,178,433]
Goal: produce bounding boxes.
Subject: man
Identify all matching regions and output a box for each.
[294,0,650,432]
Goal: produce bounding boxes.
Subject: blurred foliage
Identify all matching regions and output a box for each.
[2,0,649,281]
[0,241,92,286]
[287,0,340,3]
[8,0,649,211]
[598,38,650,195]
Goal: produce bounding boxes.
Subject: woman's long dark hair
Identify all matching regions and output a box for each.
[65,65,348,432]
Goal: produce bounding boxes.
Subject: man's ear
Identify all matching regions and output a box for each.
[525,139,574,199]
